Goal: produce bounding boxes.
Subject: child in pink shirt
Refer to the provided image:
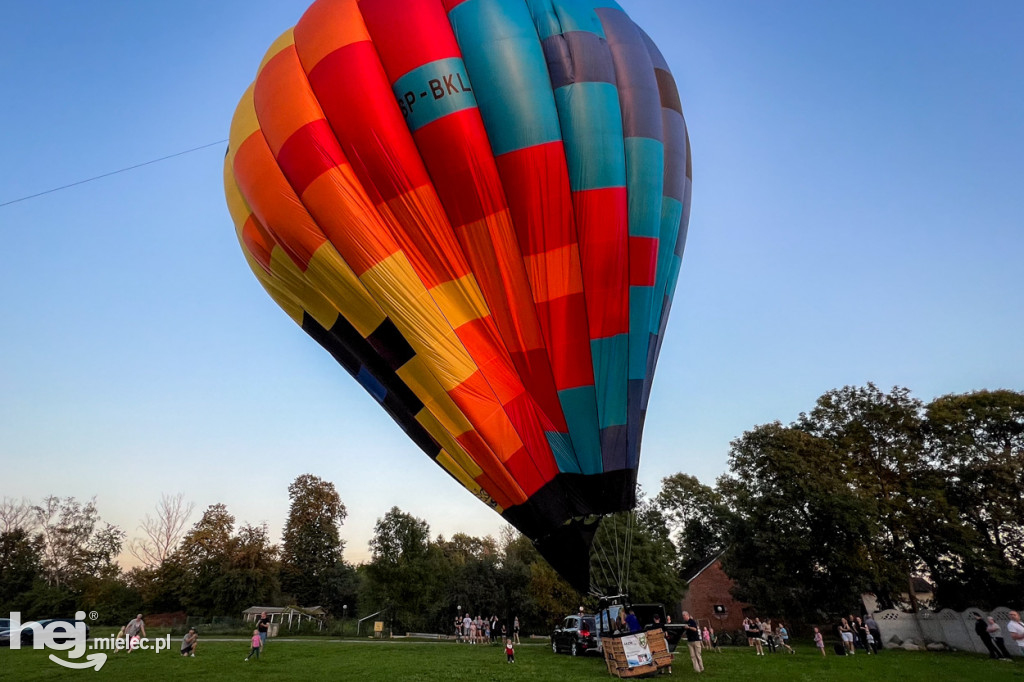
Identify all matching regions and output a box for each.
[814,627,825,657]
[245,629,262,661]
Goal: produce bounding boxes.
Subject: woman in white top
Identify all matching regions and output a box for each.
[839,618,855,655]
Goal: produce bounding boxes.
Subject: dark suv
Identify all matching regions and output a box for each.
[0,619,90,646]
[551,614,600,656]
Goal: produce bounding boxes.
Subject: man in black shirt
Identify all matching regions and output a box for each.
[257,612,271,649]
[682,610,704,673]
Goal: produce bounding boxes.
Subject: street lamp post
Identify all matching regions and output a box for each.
[342,605,348,638]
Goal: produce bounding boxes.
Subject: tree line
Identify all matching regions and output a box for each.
[664,385,1024,622]
[1,384,1020,630]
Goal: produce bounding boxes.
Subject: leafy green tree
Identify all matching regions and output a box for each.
[0,528,44,612]
[720,421,877,620]
[655,473,731,565]
[280,474,349,612]
[170,504,280,616]
[796,384,952,606]
[363,507,443,633]
[926,389,1024,607]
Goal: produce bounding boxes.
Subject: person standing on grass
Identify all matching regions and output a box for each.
[681,611,704,673]
[1007,611,1024,654]
[813,627,826,657]
[463,614,472,644]
[987,617,1012,660]
[760,619,775,653]
[855,616,872,654]
[975,613,1000,658]
[505,638,515,663]
[257,611,271,649]
[865,614,882,653]
[244,629,262,661]
[513,616,521,644]
[180,627,198,657]
[839,618,855,655]
[747,618,764,656]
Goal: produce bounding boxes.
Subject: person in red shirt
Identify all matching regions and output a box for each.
[505,639,515,663]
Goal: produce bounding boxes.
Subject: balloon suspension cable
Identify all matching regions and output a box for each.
[612,512,623,594]
[592,523,618,596]
[622,507,630,593]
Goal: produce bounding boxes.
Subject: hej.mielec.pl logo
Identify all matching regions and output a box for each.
[8,611,171,671]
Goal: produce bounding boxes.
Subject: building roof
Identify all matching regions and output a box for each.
[910,577,934,594]
[679,550,727,584]
[242,605,325,616]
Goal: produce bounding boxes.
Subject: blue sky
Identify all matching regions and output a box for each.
[1,1,1021,564]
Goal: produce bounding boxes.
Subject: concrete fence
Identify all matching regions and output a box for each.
[875,606,1021,656]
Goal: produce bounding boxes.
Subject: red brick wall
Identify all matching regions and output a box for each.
[679,560,750,633]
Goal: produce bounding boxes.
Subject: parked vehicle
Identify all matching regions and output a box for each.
[551,614,601,656]
[0,619,90,646]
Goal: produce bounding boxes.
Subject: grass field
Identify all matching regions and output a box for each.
[1,637,1021,681]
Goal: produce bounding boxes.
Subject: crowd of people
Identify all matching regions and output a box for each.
[975,610,1024,661]
[740,617,796,656]
[833,614,882,655]
[453,613,520,645]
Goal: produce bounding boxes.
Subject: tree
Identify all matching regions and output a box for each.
[32,496,124,588]
[170,504,281,616]
[363,507,441,633]
[369,507,430,564]
[655,473,731,565]
[127,493,194,568]
[217,523,281,615]
[926,389,1024,607]
[0,528,44,611]
[0,497,35,533]
[280,474,348,611]
[175,503,234,566]
[720,421,878,620]
[796,384,951,607]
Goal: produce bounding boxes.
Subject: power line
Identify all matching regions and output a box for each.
[0,139,228,209]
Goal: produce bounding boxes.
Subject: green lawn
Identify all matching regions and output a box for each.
[1,638,1021,681]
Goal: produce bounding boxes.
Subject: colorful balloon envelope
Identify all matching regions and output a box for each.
[224,0,691,593]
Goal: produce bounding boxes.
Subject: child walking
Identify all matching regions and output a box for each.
[505,639,515,663]
[245,629,262,661]
[813,627,826,657]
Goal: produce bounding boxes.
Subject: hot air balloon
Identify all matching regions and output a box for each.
[223,0,691,595]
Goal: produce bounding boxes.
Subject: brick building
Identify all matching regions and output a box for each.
[678,552,752,633]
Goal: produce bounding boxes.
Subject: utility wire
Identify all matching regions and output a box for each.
[0,139,228,208]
